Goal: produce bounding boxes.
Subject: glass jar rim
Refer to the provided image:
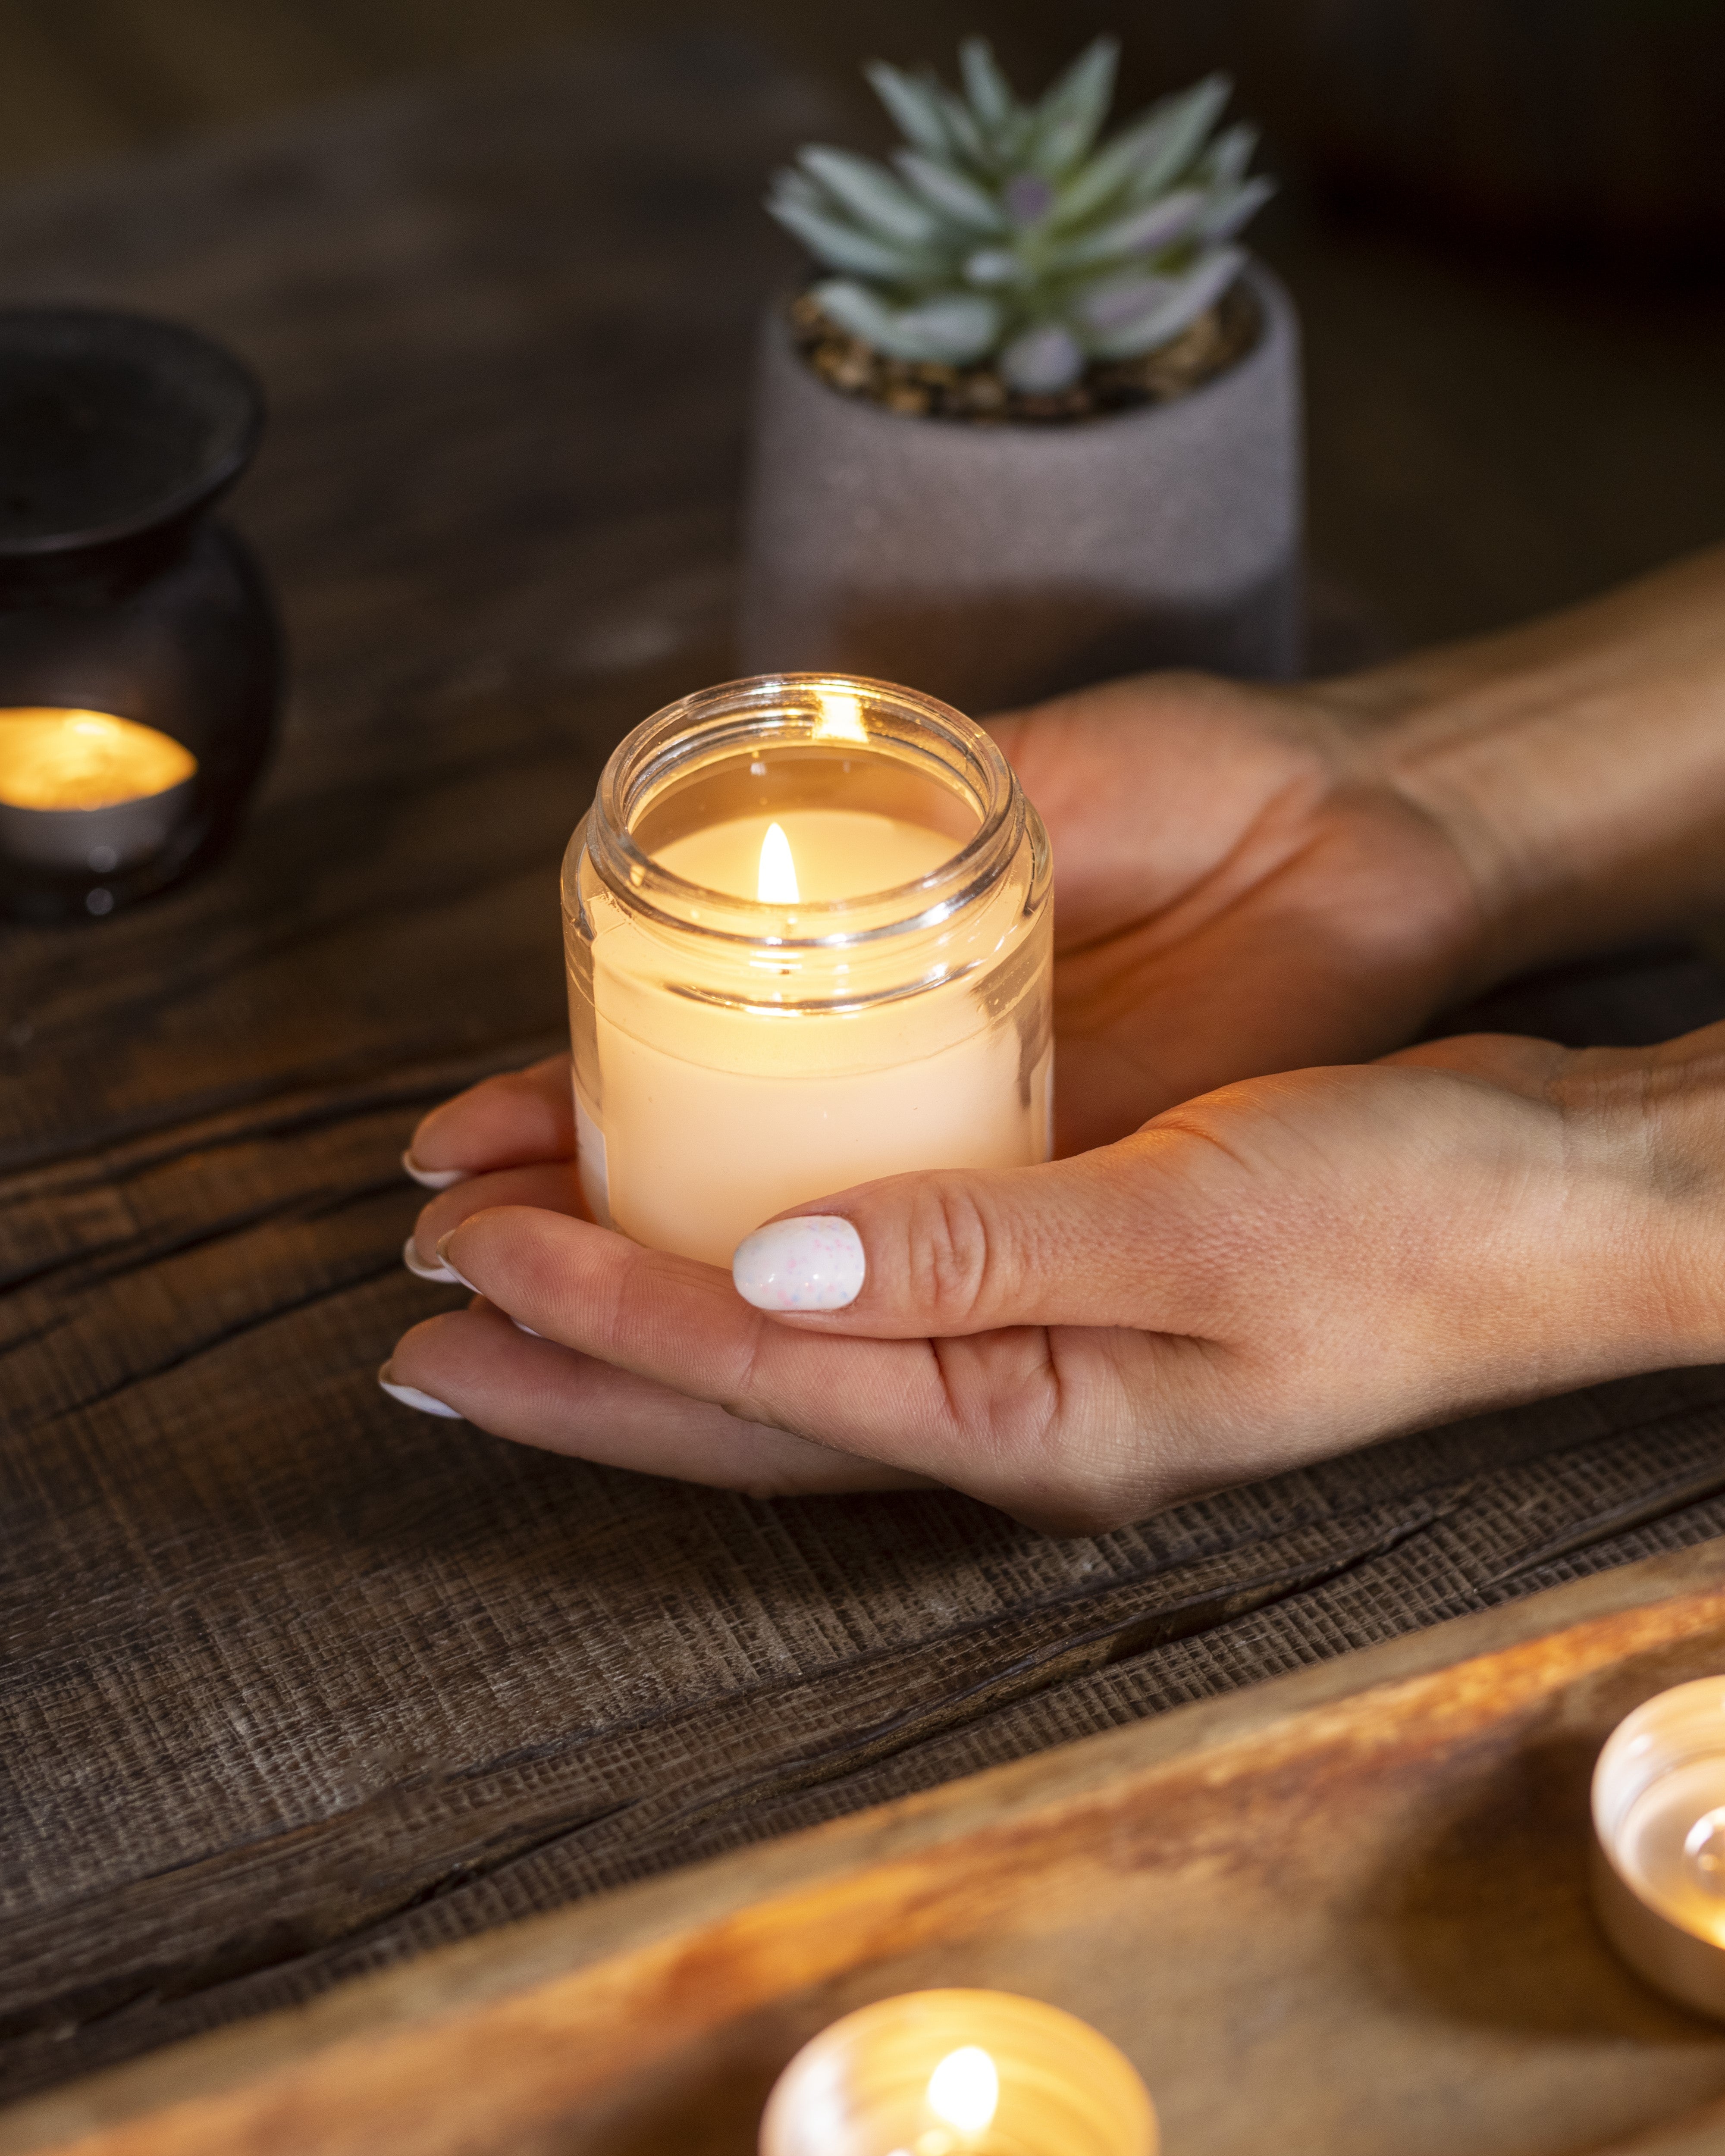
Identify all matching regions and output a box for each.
[577,672,1029,952]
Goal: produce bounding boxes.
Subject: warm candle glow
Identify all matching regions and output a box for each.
[757,820,801,904]
[1593,1677,1725,2019]
[815,689,868,743]
[1614,1758,1725,1945]
[591,802,1038,1263]
[757,1989,1156,2156]
[0,708,196,810]
[660,812,955,906]
[568,677,1054,1272]
[927,2047,999,2133]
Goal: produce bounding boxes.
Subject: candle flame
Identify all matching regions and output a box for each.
[757,820,800,904]
[814,691,868,744]
[926,2047,999,2134]
[0,708,196,811]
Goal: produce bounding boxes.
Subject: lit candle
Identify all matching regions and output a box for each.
[0,706,198,879]
[1592,1677,1725,2018]
[758,1989,1157,2156]
[564,676,1053,1268]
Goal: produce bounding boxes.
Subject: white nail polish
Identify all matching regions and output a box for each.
[402,1150,469,1191]
[732,1214,865,1312]
[511,1319,543,1338]
[377,1363,464,1419]
[402,1234,462,1285]
[434,1234,479,1291]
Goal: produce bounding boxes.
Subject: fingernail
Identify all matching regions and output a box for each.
[403,1150,469,1192]
[732,1214,865,1312]
[402,1234,462,1285]
[378,1361,464,1419]
[512,1318,543,1338]
[434,1233,479,1291]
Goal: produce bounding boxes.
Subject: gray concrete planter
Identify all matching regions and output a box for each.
[738,258,1303,716]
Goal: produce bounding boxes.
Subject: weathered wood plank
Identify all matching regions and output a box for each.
[8,1542,1725,2156]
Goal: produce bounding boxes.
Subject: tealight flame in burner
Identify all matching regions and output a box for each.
[0,708,196,810]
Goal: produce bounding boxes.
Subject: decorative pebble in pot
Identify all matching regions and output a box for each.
[740,38,1302,715]
[0,306,281,924]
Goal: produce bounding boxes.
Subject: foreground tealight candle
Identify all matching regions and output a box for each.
[0,706,198,880]
[759,1989,1157,2156]
[1593,1676,1725,2018]
[564,675,1053,1267]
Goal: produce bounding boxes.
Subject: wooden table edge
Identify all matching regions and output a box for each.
[8,1534,1725,2155]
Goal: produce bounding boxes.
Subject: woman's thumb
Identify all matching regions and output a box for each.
[729,1143,1179,1338]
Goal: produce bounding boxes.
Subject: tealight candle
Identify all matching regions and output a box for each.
[563,676,1053,1268]
[758,1989,1157,2156]
[0,707,198,880]
[1592,1676,1725,2018]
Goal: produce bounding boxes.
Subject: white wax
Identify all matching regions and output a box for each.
[583,808,1051,1268]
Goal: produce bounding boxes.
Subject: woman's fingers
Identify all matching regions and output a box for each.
[383,1034,1719,1534]
[387,1301,932,1496]
[424,1207,1214,1528]
[427,1205,1138,1507]
[1383,1030,1568,1090]
[436,1207,946,1438]
[406,1054,574,1181]
[726,1134,1244,1340]
[408,1161,587,1272]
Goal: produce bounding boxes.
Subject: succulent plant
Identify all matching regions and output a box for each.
[767,37,1271,397]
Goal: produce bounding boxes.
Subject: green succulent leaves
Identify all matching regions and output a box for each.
[767,38,1270,394]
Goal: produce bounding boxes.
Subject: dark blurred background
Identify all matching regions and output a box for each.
[0,0,1721,653]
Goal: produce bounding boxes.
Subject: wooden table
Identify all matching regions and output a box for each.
[5,32,1725,2117]
[9,1544,1725,2155]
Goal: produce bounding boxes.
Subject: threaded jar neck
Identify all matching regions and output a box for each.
[577,672,1035,953]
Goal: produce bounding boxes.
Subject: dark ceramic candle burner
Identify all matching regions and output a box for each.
[0,307,281,923]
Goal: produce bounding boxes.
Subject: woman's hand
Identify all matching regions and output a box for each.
[1000,540,1725,1150]
[386,1025,1725,1533]
[989,671,1484,1150]
[384,550,1725,1522]
[406,665,1493,1178]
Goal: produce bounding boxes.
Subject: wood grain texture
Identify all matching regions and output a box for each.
[5,32,1725,2111]
[10,1542,1725,2156]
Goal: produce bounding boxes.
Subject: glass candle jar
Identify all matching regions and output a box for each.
[563,674,1053,1269]
[0,306,281,924]
[758,1990,1157,2156]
